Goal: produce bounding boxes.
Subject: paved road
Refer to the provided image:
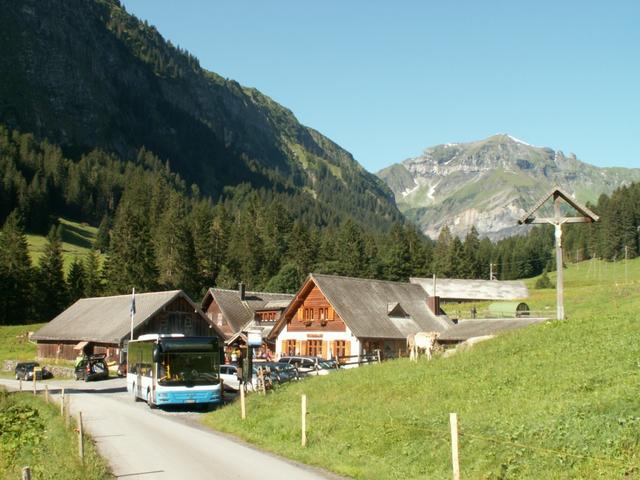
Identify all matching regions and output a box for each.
[0,378,339,480]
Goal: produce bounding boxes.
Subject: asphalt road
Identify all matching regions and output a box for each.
[0,377,340,480]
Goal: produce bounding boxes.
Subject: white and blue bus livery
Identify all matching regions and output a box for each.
[127,334,222,407]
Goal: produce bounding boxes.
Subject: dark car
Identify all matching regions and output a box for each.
[259,362,300,384]
[15,362,52,380]
[75,354,109,381]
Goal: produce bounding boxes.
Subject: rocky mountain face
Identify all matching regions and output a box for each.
[377,134,640,239]
[0,0,401,229]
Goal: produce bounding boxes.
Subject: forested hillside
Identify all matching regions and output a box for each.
[1,123,638,325]
[0,0,401,230]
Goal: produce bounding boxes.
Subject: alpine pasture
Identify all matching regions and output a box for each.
[202,258,640,479]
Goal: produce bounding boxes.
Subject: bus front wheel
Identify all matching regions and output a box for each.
[147,389,157,409]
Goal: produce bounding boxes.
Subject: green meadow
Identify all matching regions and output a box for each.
[202,258,640,479]
[26,218,100,273]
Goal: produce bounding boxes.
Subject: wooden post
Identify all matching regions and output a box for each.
[19,378,22,392]
[64,395,70,428]
[240,383,246,420]
[554,194,565,321]
[450,413,460,480]
[22,467,31,480]
[625,245,629,284]
[60,388,65,416]
[220,379,224,403]
[376,350,381,364]
[77,412,84,462]
[45,384,49,404]
[301,394,307,447]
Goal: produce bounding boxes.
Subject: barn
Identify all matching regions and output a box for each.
[269,273,454,363]
[32,290,223,363]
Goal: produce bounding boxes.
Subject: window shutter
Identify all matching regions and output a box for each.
[297,308,303,321]
[280,341,286,356]
[345,340,351,358]
[321,341,328,359]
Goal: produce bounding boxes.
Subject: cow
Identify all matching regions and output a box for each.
[407,331,440,362]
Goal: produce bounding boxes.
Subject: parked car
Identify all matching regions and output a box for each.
[15,362,52,380]
[219,364,273,391]
[277,356,339,376]
[75,354,109,381]
[257,361,300,384]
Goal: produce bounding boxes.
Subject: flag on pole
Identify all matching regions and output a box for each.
[130,288,136,340]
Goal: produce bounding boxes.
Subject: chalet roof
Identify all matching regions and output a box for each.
[203,288,294,335]
[438,318,547,342]
[271,274,453,340]
[410,278,529,301]
[32,290,220,345]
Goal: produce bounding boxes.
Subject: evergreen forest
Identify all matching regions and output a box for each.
[1,125,638,325]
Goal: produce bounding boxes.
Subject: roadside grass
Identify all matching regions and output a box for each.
[27,217,101,273]
[202,258,640,479]
[0,387,113,479]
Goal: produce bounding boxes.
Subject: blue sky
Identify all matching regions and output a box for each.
[122,1,639,172]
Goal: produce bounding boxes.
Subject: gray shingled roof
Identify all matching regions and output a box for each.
[438,318,547,341]
[306,274,453,339]
[410,278,529,301]
[204,288,294,334]
[32,290,216,344]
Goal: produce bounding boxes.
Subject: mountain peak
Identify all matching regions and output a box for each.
[377,135,640,240]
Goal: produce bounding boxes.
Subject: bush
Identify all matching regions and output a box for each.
[535,271,554,289]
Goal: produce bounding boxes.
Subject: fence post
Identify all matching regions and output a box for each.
[450,413,460,480]
[19,378,22,392]
[301,394,307,447]
[376,350,381,364]
[220,379,224,403]
[77,411,84,462]
[21,467,31,480]
[64,395,70,428]
[60,388,65,416]
[33,372,36,395]
[240,383,246,420]
[45,384,49,404]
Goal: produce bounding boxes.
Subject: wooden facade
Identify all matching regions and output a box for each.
[287,285,347,333]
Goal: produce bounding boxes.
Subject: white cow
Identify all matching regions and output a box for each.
[407,331,440,362]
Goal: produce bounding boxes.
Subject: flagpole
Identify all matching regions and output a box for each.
[130,287,135,341]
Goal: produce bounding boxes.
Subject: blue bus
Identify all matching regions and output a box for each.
[127,334,222,408]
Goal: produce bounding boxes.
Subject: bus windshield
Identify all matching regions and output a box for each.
[159,352,218,386]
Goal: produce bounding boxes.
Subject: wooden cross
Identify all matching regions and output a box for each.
[518,186,599,320]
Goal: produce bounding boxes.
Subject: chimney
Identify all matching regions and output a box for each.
[238,282,245,300]
[427,295,441,316]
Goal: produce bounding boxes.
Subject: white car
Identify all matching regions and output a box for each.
[219,364,263,391]
[277,356,338,376]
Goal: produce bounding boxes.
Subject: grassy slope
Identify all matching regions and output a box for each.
[202,259,640,479]
[0,389,112,479]
[26,218,99,273]
[0,324,44,365]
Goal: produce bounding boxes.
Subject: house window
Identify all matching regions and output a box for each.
[285,340,296,355]
[334,340,346,359]
[306,340,322,357]
[304,308,314,321]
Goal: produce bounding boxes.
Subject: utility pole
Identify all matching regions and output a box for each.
[519,186,599,321]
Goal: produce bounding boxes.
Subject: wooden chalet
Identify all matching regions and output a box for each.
[201,284,294,353]
[32,290,223,362]
[269,274,454,363]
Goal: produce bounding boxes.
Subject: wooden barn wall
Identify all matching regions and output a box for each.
[204,297,233,337]
[37,341,120,362]
[287,284,347,332]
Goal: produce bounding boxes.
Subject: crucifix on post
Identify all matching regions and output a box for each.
[518,186,599,320]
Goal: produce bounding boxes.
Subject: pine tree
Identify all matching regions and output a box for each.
[462,226,482,278]
[336,219,366,277]
[433,225,453,276]
[67,257,86,303]
[104,191,158,294]
[35,226,68,320]
[84,249,103,297]
[0,211,35,324]
[95,215,111,252]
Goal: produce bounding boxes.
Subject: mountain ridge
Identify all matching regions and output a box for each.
[377,134,640,239]
[0,0,401,229]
